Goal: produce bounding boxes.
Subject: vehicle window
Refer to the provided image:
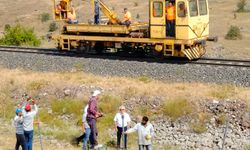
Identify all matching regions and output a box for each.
[153,2,163,17]
[178,1,187,17]
[199,0,207,15]
[189,0,198,17]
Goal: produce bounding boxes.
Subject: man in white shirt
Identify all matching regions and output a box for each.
[125,116,154,150]
[114,105,131,150]
[75,104,91,150]
[23,100,38,150]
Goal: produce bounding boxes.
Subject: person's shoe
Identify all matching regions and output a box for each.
[94,144,103,149]
[70,137,78,146]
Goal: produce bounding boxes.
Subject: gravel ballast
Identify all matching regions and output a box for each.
[0,51,249,86]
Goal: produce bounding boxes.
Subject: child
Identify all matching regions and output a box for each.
[14,108,26,150]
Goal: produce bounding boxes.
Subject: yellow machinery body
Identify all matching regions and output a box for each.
[52,0,210,60]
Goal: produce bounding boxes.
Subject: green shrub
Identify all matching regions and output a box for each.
[51,98,86,116]
[26,80,47,91]
[216,113,227,125]
[40,13,50,22]
[209,85,235,99]
[49,22,58,32]
[237,0,247,12]
[136,14,140,19]
[244,144,250,150]
[162,98,193,121]
[189,112,209,134]
[4,24,11,31]
[99,94,121,114]
[0,24,41,46]
[138,75,151,83]
[106,140,116,147]
[225,25,242,40]
[190,122,207,134]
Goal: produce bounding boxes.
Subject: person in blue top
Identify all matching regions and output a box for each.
[14,108,26,150]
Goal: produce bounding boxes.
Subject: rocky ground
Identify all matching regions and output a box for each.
[153,100,250,150]
[0,69,249,150]
[0,51,249,87]
[2,96,250,150]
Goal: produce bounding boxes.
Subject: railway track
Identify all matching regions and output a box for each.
[194,58,250,68]
[0,45,250,68]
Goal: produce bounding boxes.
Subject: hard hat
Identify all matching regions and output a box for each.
[25,104,31,111]
[92,90,101,97]
[16,108,22,114]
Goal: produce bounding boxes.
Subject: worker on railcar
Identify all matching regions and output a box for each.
[55,0,67,19]
[122,8,132,26]
[67,7,78,24]
[166,1,175,37]
[94,0,100,24]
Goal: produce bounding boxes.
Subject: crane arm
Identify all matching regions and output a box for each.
[96,0,121,24]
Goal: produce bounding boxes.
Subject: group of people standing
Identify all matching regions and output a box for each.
[14,96,38,150]
[76,90,155,150]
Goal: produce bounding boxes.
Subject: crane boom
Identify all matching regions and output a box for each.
[96,0,121,24]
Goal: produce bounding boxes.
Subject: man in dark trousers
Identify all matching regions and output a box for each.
[94,0,100,24]
[14,108,26,150]
[114,105,131,150]
[87,90,103,149]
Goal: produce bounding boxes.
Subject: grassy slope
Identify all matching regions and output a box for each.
[0,68,249,149]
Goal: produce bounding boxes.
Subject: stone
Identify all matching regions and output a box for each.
[48,109,52,114]
[63,89,71,96]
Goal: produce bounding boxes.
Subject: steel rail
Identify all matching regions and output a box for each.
[0,45,250,68]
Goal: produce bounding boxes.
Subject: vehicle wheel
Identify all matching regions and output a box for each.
[77,42,86,54]
[94,42,104,54]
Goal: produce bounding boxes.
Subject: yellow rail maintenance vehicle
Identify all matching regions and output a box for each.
[52,0,214,60]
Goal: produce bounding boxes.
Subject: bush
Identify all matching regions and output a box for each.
[0,24,41,46]
[136,14,140,19]
[244,144,250,150]
[216,113,227,125]
[4,24,11,31]
[190,122,207,134]
[26,80,48,91]
[237,0,247,12]
[138,75,151,83]
[162,98,193,121]
[99,94,121,114]
[189,112,209,134]
[209,84,235,99]
[134,2,138,7]
[40,13,50,22]
[49,22,58,32]
[51,98,86,116]
[225,25,242,40]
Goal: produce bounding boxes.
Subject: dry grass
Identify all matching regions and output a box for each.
[189,112,210,134]
[0,68,250,149]
[162,98,194,121]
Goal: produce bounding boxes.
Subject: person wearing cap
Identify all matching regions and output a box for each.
[125,116,154,150]
[87,90,103,149]
[22,100,38,150]
[114,105,131,150]
[14,108,26,150]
